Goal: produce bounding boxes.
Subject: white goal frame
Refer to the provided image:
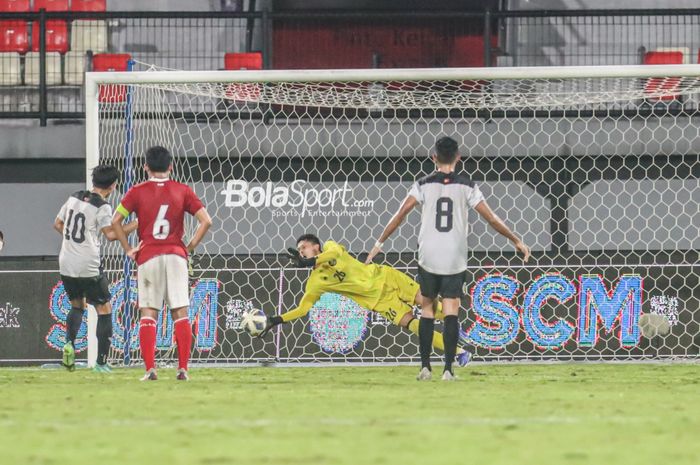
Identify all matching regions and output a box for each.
[84,64,700,367]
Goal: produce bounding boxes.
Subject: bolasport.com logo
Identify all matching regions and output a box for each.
[220,180,375,218]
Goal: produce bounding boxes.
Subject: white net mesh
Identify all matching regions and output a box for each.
[95,69,700,365]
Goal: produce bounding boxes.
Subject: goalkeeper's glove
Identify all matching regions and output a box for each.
[285,247,317,268]
[258,315,284,338]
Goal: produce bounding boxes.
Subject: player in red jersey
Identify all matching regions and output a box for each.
[111,146,212,381]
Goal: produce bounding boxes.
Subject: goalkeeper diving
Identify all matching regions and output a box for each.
[260,234,472,366]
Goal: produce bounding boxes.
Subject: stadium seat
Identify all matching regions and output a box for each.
[70,19,107,53]
[93,53,131,102]
[0,52,21,85]
[643,50,685,65]
[71,0,106,12]
[0,21,28,53]
[31,20,68,53]
[64,50,85,85]
[25,51,62,85]
[224,52,263,70]
[0,0,29,12]
[33,0,68,11]
[643,48,688,101]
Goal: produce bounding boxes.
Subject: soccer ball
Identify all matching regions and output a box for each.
[241,308,268,336]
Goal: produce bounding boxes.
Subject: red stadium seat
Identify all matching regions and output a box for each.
[643,50,685,101]
[33,0,69,11]
[71,0,106,12]
[0,0,29,12]
[643,50,684,65]
[224,52,263,70]
[0,21,28,53]
[31,20,68,53]
[93,53,131,102]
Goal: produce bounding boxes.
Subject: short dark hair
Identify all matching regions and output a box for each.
[296,234,321,248]
[92,164,119,189]
[145,146,172,172]
[435,136,459,164]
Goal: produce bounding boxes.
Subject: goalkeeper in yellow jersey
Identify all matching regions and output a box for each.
[259,234,472,366]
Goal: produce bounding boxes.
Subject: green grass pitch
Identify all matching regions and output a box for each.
[0,364,698,465]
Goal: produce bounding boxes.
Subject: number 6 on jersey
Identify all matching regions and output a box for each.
[153,205,170,240]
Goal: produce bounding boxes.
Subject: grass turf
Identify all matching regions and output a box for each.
[0,364,698,465]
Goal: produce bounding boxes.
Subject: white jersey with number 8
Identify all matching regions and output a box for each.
[408,171,485,275]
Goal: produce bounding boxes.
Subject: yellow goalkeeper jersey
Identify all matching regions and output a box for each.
[280,240,388,322]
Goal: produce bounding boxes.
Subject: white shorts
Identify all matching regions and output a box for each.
[137,254,190,310]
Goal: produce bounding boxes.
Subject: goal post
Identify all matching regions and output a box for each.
[84,64,700,366]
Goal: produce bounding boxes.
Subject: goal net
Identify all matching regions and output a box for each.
[85,65,699,365]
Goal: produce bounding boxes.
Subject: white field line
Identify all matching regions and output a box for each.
[0,415,653,428]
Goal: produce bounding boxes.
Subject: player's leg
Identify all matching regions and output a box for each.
[137,257,164,381]
[416,266,439,380]
[438,271,465,381]
[378,266,464,357]
[171,306,191,380]
[87,275,113,372]
[139,307,159,380]
[440,297,460,380]
[165,255,192,380]
[396,311,466,357]
[61,276,86,371]
[412,277,472,367]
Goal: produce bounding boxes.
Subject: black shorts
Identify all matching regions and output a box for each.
[60,274,111,306]
[417,266,466,299]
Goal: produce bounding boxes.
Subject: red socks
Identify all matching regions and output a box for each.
[173,317,192,371]
[139,317,157,371]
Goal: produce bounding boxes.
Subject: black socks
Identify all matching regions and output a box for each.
[96,314,113,366]
[66,307,84,346]
[418,317,435,370]
[443,315,459,374]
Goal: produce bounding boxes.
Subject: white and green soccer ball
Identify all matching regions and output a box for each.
[241,309,267,336]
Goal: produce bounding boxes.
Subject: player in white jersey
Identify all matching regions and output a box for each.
[366,136,530,381]
[53,165,137,372]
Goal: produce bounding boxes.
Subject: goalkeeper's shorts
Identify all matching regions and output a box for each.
[373,266,420,325]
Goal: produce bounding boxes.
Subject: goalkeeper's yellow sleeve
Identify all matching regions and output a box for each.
[280,291,321,323]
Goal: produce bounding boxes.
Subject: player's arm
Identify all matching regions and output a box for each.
[111,206,141,260]
[53,202,67,235]
[53,217,64,235]
[365,194,418,264]
[259,292,320,337]
[474,200,531,262]
[185,207,213,254]
[101,220,137,242]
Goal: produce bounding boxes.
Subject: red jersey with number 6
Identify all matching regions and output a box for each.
[118,178,204,266]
